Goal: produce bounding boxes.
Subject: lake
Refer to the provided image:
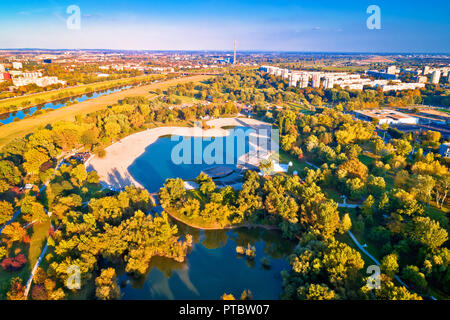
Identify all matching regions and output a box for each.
[128,127,256,193]
[118,225,295,300]
[87,125,294,300]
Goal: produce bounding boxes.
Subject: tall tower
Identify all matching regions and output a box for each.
[233,40,236,65]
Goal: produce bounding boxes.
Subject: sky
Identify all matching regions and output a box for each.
[0,0,449,53]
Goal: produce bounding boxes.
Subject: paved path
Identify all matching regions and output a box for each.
[347,230,411,290]
[305,161,319,169]
[338,203,362,208]
[0,209,21,235]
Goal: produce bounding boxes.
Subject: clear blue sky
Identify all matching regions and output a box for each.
[0,0,449,52]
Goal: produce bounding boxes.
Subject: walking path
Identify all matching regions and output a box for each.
[0,209,21,235]
[347,230,411,290]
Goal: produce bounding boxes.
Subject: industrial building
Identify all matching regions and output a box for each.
[353,109,418,125]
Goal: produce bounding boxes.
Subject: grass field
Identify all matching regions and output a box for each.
[0,74,212,148]
[0,74,162,114]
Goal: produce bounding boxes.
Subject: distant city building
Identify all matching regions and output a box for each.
[416,76,428,83]
[431,70,441,84]
[367,70,398,80]
[386,66,398,74]
[260,65,426,92]
[12,62,23,69]
[323,76,334,89]
[12,76,66,87]
[311,73,321,88]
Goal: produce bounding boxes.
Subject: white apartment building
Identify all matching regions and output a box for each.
[12,76,66,87]
[431,70,441,84]
[260,65,426,92]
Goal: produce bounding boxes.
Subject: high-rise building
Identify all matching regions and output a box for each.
[431,70,441,84]
[0,64,4,72]
[386,66,397,74]
[299,74,310,88]
[423,66,431,75]
[233,40,236,65]
[324,76,334,89]
[312,73,321,88]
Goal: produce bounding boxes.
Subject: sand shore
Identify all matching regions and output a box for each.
[87,117,274,190]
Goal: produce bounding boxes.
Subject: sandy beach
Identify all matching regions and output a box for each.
[87,117,274,190]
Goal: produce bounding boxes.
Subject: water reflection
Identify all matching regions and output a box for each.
[119,225,296,300]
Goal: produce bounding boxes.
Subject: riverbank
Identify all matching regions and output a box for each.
[87,117,273,190]
[0,74,160,114]
[0,74,212,148]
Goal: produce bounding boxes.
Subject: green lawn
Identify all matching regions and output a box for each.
[278,150,313,175]
[28,220,51,269]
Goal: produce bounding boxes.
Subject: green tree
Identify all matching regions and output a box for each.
[380,253,399,278]
[407,216,448,249]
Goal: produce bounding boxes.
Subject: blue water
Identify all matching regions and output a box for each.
[128,127,256,193]
[119,227,295,300]
[0,85,132,124]
[114,127,295,300]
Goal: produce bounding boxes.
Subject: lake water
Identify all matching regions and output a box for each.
[118,226,295,300]
[115,127,294,300]
[0,85,133,125]
[128,127,256,193]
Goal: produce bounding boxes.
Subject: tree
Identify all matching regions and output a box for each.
[402,265,427,292]
[159,178,186,208]
[339,213,352,234]
[337,158,369,181]
[391,139,412,157]
[23,148,50,175]
[297,283,336,300]
[0,201,14,225]
[71,164,88,187]
[380,253,399,278]
[369,274,422,300]
[361,195,375,219]
[0,160,21,192]
[6,277,25,300]
[221,293,236,300]
[1,222,27,251]
[407,217,448,249]
[95,268,121,300]
[414,175,435,208]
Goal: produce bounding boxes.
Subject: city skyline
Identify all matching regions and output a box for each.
[0,0,449,53]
